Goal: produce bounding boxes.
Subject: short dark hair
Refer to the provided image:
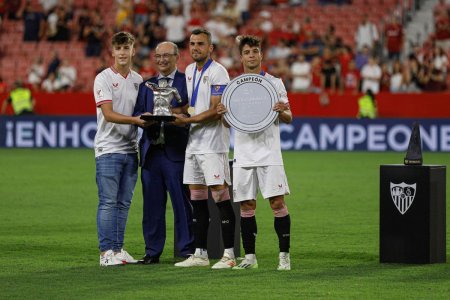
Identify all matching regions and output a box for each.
[111,31,135,47]
[191,28,212,44]
[238,35,261,54]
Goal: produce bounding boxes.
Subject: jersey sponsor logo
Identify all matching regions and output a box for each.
[112,83,119,88]
[214,174,220,179]
[390,182,417,215]
[278,184,283,188]
[188,76,192,81]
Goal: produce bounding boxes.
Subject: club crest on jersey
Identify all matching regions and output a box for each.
[112,83,119,88]
[214,85,220,92]
[96,89,104,98]
[203,76,208,83]
[188,76,192,81]
[134,83,138,90]
[390,182,417,215]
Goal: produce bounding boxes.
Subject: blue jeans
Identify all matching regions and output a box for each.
[96,153,138,252]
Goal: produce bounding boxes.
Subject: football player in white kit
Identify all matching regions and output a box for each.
[217,35,292,271]
[174,29,236,269]
[93,32,148,266]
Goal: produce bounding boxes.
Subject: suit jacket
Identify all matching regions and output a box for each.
[134,71,189,166]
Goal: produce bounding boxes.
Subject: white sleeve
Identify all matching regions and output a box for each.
[211,64,230,85]
[93,73,112,106]
[276,78,289,104]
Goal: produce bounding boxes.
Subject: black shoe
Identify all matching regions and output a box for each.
[138,255,160,264]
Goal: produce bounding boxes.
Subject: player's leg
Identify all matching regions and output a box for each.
[202,153,237,269]
[259,166,291,270]
[115,153,139,263]
[175,154,209,267]
[95,153,125,266]
[232,167,258,270]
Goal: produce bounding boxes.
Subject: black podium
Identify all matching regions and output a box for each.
[379,165,446,264]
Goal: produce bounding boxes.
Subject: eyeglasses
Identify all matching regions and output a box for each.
[154,53,177,60]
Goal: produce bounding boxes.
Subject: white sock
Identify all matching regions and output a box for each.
[245,254,256,262]
[224,248,235,259]
[194,248,208,258]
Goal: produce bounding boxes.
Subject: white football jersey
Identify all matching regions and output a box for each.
[93,67,143,157]
[233,72,289,167]
[185,60,230,154]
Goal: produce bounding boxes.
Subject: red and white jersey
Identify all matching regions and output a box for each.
[185,60,230,154]
[93,67,143,157]
[233,72,288,167]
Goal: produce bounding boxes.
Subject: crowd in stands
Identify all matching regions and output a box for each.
[0,0,448,94]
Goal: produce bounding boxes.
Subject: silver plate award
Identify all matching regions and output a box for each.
[222,74,278,133]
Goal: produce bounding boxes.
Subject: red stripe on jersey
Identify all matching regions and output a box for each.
[96,100,112,107]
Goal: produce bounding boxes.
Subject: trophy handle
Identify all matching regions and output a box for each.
[145,82,159,91]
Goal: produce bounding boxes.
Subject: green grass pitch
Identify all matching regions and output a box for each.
[0,149,449,299]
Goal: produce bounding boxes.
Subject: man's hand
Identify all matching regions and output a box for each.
[217,103,228,115]
[173,113,189,125]
[135,112,155,127]
[273,101,290,112]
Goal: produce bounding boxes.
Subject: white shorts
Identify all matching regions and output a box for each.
[232,165,290,202]
[183,153,231,186]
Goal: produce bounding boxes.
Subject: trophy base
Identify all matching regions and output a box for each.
[140,115,175,122]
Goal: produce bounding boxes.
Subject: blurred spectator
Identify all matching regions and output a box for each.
[361,56,382,94]
[389,60,403,92]
[139,57,156,80]
[163,5,186,48]
[355,45,370,70]
[301,31,323,61]
[434,10,450,50]
[46,51,60,78]
[270,58,291,90]
[418,58,447,91]
[1,80,35,115]
[340,60,360,94]
[74,5,91,41]
[321,47,338,93]
[222,0,240,25]
[384,16,404,61]
[298,16,313,44]
[433,45,449,75]
[267,39,291,60]
[28,56,45,90]
[380,62,391,92]
[134,0,150,26]
[290,54,311,92]
[41,72,59,92]
[259,10,273,33]
[57,59,77,90]
[0,76,7,94]
[205,14,229,45]
[355,14,379,52]
[357,89,377,119]
[47,5,71,41]
[84,10,105,57]
[338,45,353,78]
[19,2,45,41]
[323,24,342,52]
[310,56,323,93]
[433,0,450,18]
[6,0,21,20]
[39,0,58,15]
[115,0,133,30]
[236,0,250,24]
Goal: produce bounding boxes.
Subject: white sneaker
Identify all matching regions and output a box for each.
[174,254,209,267]
[232,257,258,270]
[211,255,236,269]
[100,250,124,267]
[115,249,138,264]
[277,252,291,271]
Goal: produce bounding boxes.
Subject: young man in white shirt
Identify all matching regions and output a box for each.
[174,29,236,269]
[93,31,148,267]
[217,35,293,271]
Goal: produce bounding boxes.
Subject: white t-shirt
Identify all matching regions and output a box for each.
[164,15,186,43]
[93,67,143,157]
[233,72,288,167]
[291,61,311,91]
[185,60,230,154]
[361,64,381,94]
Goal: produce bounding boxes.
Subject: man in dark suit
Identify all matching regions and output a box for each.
[133,41,193,264]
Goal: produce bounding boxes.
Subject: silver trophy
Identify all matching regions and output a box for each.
[141,79,182,121]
